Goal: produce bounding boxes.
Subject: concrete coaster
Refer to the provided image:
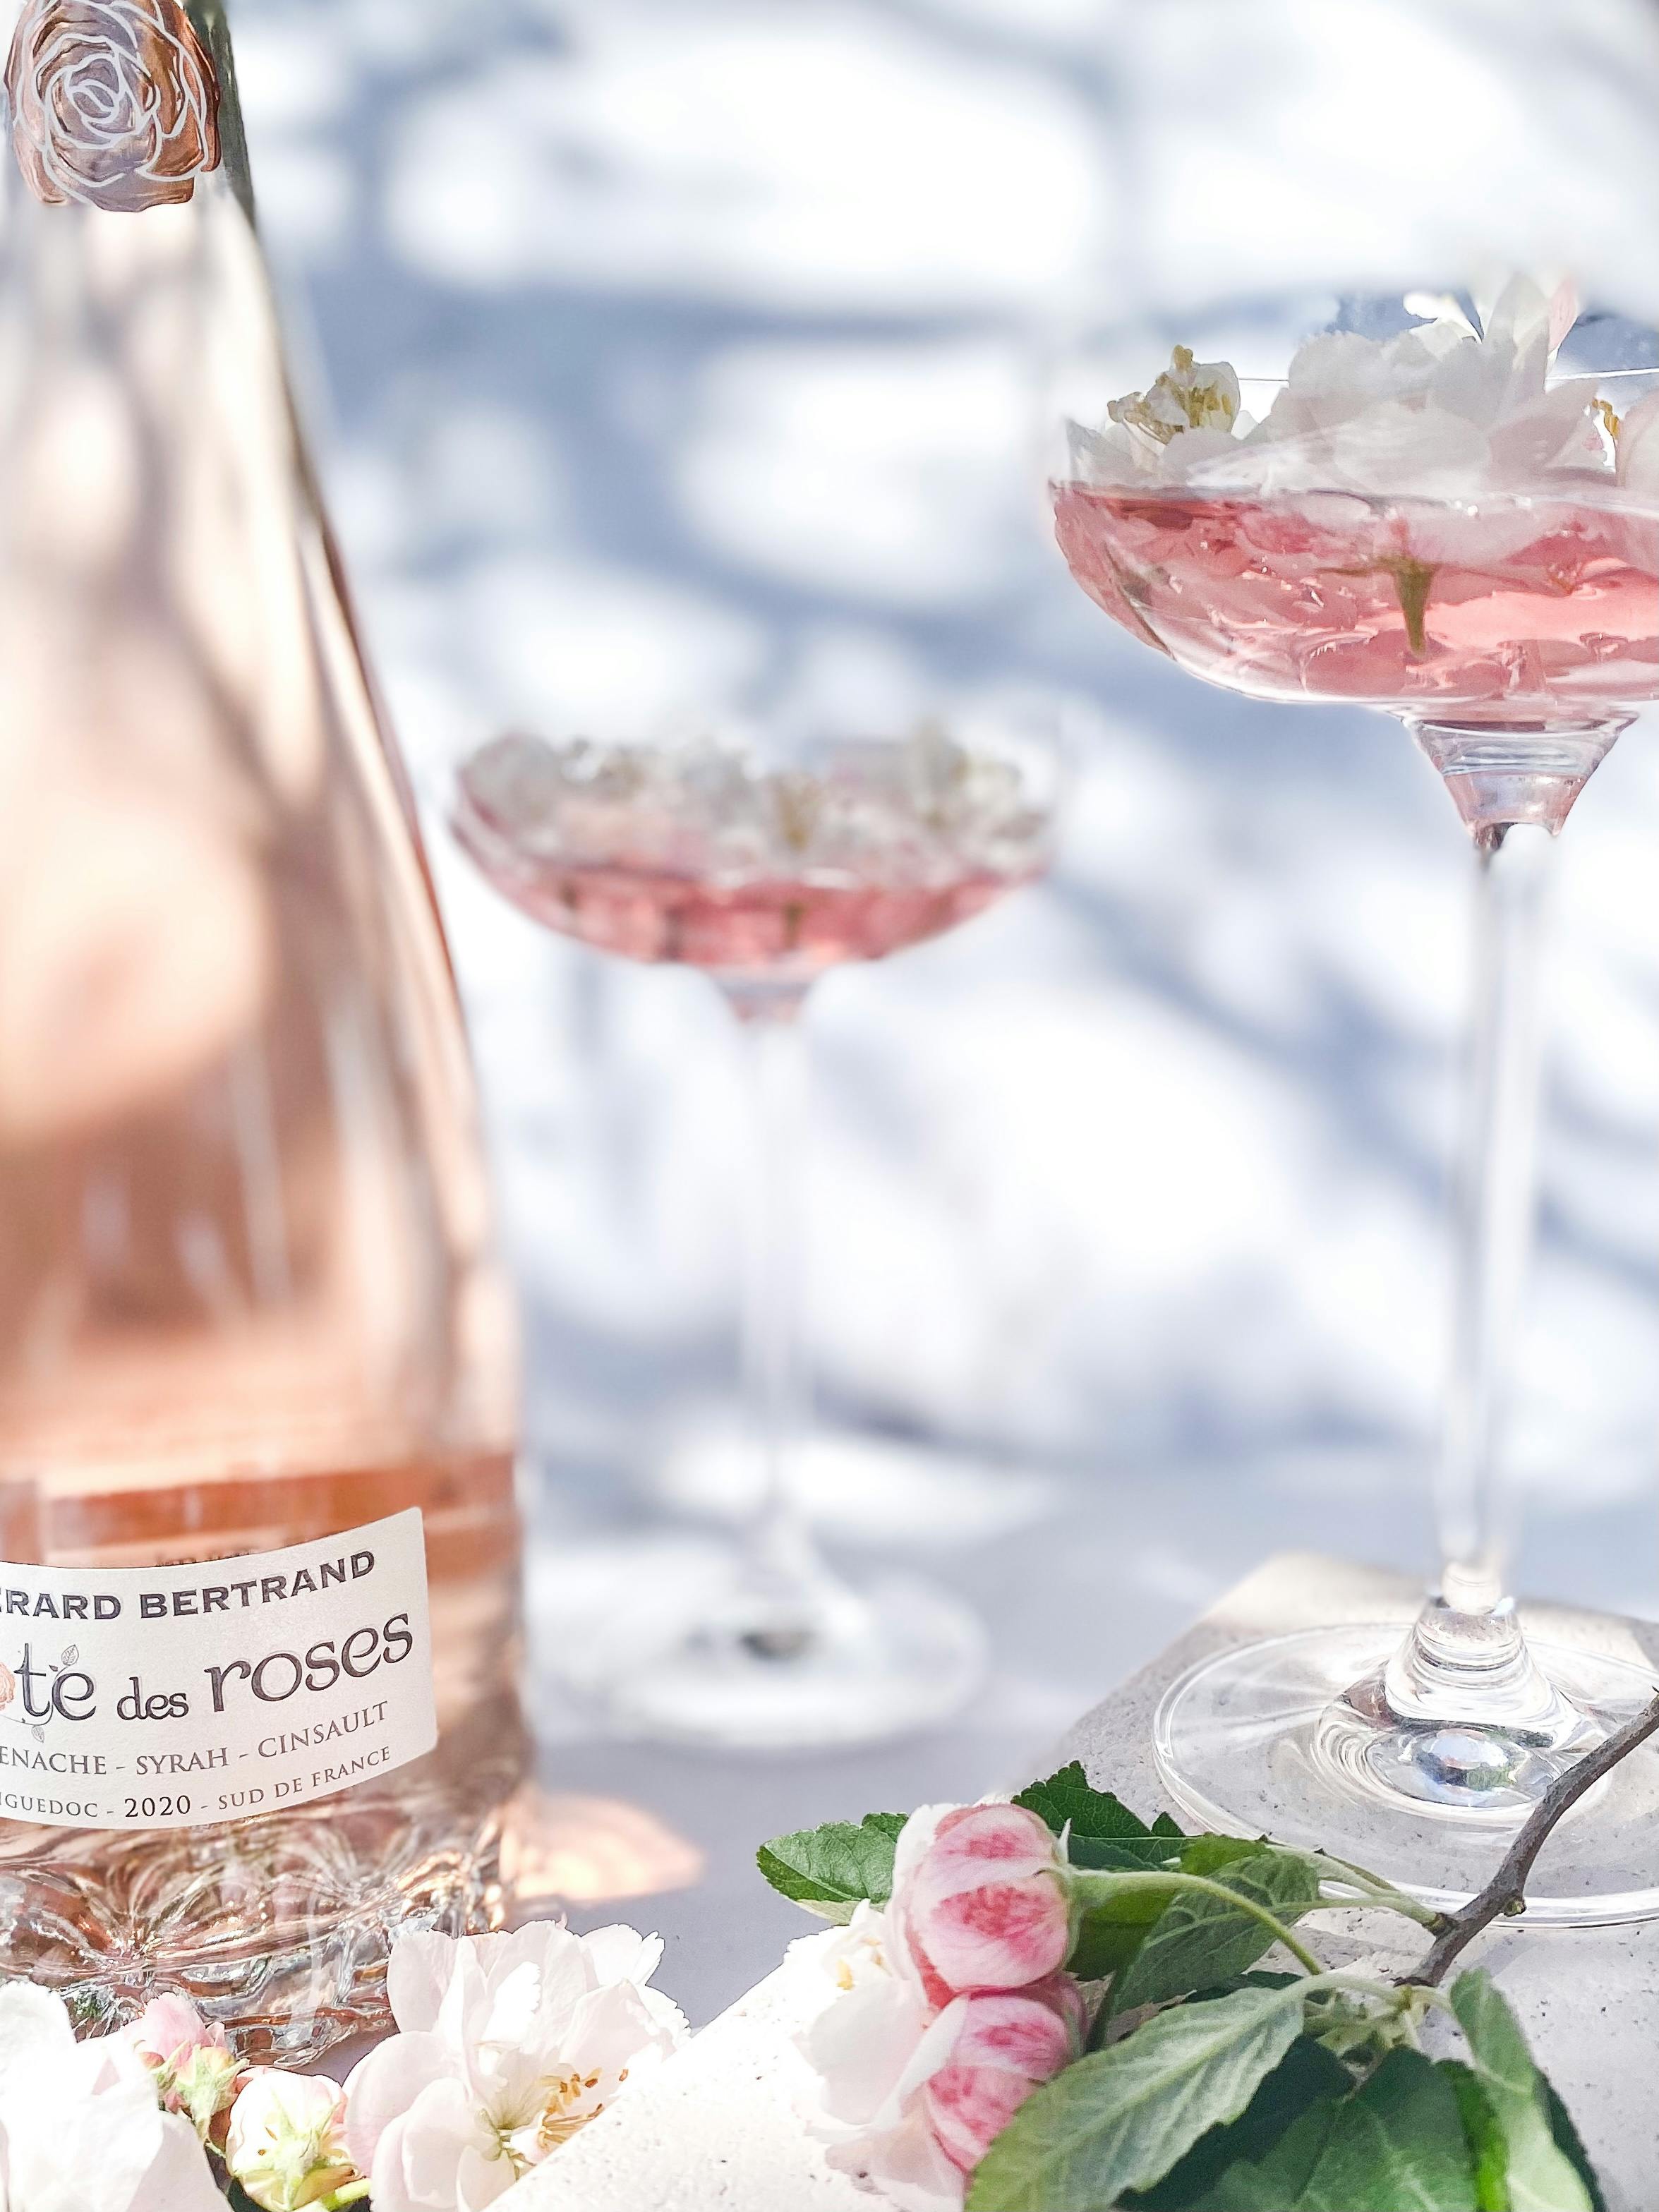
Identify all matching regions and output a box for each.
[505,1554,1658,2212]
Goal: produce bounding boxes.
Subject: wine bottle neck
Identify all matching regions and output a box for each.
[1,0,252,226]
[185,0,255,224]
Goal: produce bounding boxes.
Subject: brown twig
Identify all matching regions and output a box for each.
[1404,1686,1659,1988]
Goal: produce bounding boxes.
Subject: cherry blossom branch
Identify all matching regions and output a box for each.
[1404,1685,1659,1989]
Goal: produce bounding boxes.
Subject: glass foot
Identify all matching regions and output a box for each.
[1154,1623,1659,1924]
[573,1563,988,1751]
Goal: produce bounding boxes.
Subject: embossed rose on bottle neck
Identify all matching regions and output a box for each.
[5,0,222,212]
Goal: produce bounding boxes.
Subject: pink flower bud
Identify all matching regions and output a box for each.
[127,1995,243,2143]
[893,1803,1072,2007]
[129,1993,226,2074]
[921,1983,1084,2175]
[226,2069,356,2211]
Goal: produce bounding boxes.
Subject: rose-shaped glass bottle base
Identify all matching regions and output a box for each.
[1154,1624,1659,1925]
[562,1560,987,1751]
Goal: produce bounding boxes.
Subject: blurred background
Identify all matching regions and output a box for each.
[233,0,1659,2011]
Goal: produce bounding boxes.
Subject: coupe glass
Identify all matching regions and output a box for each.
[450,701,1063,1747]
[1053,334,1659,1918]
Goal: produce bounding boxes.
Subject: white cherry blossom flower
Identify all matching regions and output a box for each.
[795,1913,963,2212]
[0,1983,222,2212]
[224,2070,356,2211]
[344,1921,687,2212]
[796,1899,902,1999]
[1404,273,1579,358]
[1106,344,1240,447]
[1073,275,1626,500]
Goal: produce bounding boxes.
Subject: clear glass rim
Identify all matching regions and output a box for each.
[1051,466,1659,522]
[1228,365,1658,394]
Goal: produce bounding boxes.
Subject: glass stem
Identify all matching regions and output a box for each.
[728,986,823,1600]
[1384,819,1562,1727]
[1437,822,1552,1610]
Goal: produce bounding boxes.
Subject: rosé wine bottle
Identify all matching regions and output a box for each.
[0,0,524,2057]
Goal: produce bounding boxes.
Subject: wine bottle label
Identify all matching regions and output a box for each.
[0,1510,437,1831]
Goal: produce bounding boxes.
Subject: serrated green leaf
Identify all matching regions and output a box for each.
[1123,2032,1351,2209]
[1016,1763,1181,1846]
[862,1810,908,1842]
[1068,1829,1257,1879]
[1442,2060,1510,2211]
[966,1983,1305,2211]
[754,1811,907,1921]
[1065,1834,1187,1873]
[1109,1851,1325,2014]
[1450,1972,1594,2212]
[1193,2048,1478,2210]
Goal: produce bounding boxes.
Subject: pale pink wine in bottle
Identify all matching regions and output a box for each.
[0,0,524,2057]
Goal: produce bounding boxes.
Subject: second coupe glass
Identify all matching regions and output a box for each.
[452,701,1062,1746]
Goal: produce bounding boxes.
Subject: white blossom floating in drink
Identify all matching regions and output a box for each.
[452,723,1056,988]
[1055,288,1659,735]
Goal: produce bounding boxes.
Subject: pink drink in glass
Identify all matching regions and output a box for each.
[452,732,1048,989]
[1054,485,1659,720]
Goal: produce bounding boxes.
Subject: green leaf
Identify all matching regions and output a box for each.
[1442,2060,1510,2212]
[1450,1972,1595,2212]
[1070,1875,1186,1980]
[1176,1836,1272,1880]
[1123,2033,1351,2208]
[1108,1851,1325,2014]
[1541,2077,1607,2212]
[754,1811,907,1921]
[1016,1763,1181,1847]
[1069,1834,1199,1873]
[1193,2048,1478,2211]
[966,1983,1305,2211]
[1015,1762,1152,1839]
[1068,1841,1287,1981]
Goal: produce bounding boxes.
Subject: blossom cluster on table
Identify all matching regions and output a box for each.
[769,1772,1606,2209]
[0,1919,686,2211]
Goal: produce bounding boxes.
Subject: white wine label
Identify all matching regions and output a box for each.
[0,1510,436,1832]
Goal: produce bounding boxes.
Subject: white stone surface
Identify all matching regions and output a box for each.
[502,1952,862,2210]
[507,1552,1659,2211]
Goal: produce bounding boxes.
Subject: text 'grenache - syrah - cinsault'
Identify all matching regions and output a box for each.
[0,0,526,2060]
